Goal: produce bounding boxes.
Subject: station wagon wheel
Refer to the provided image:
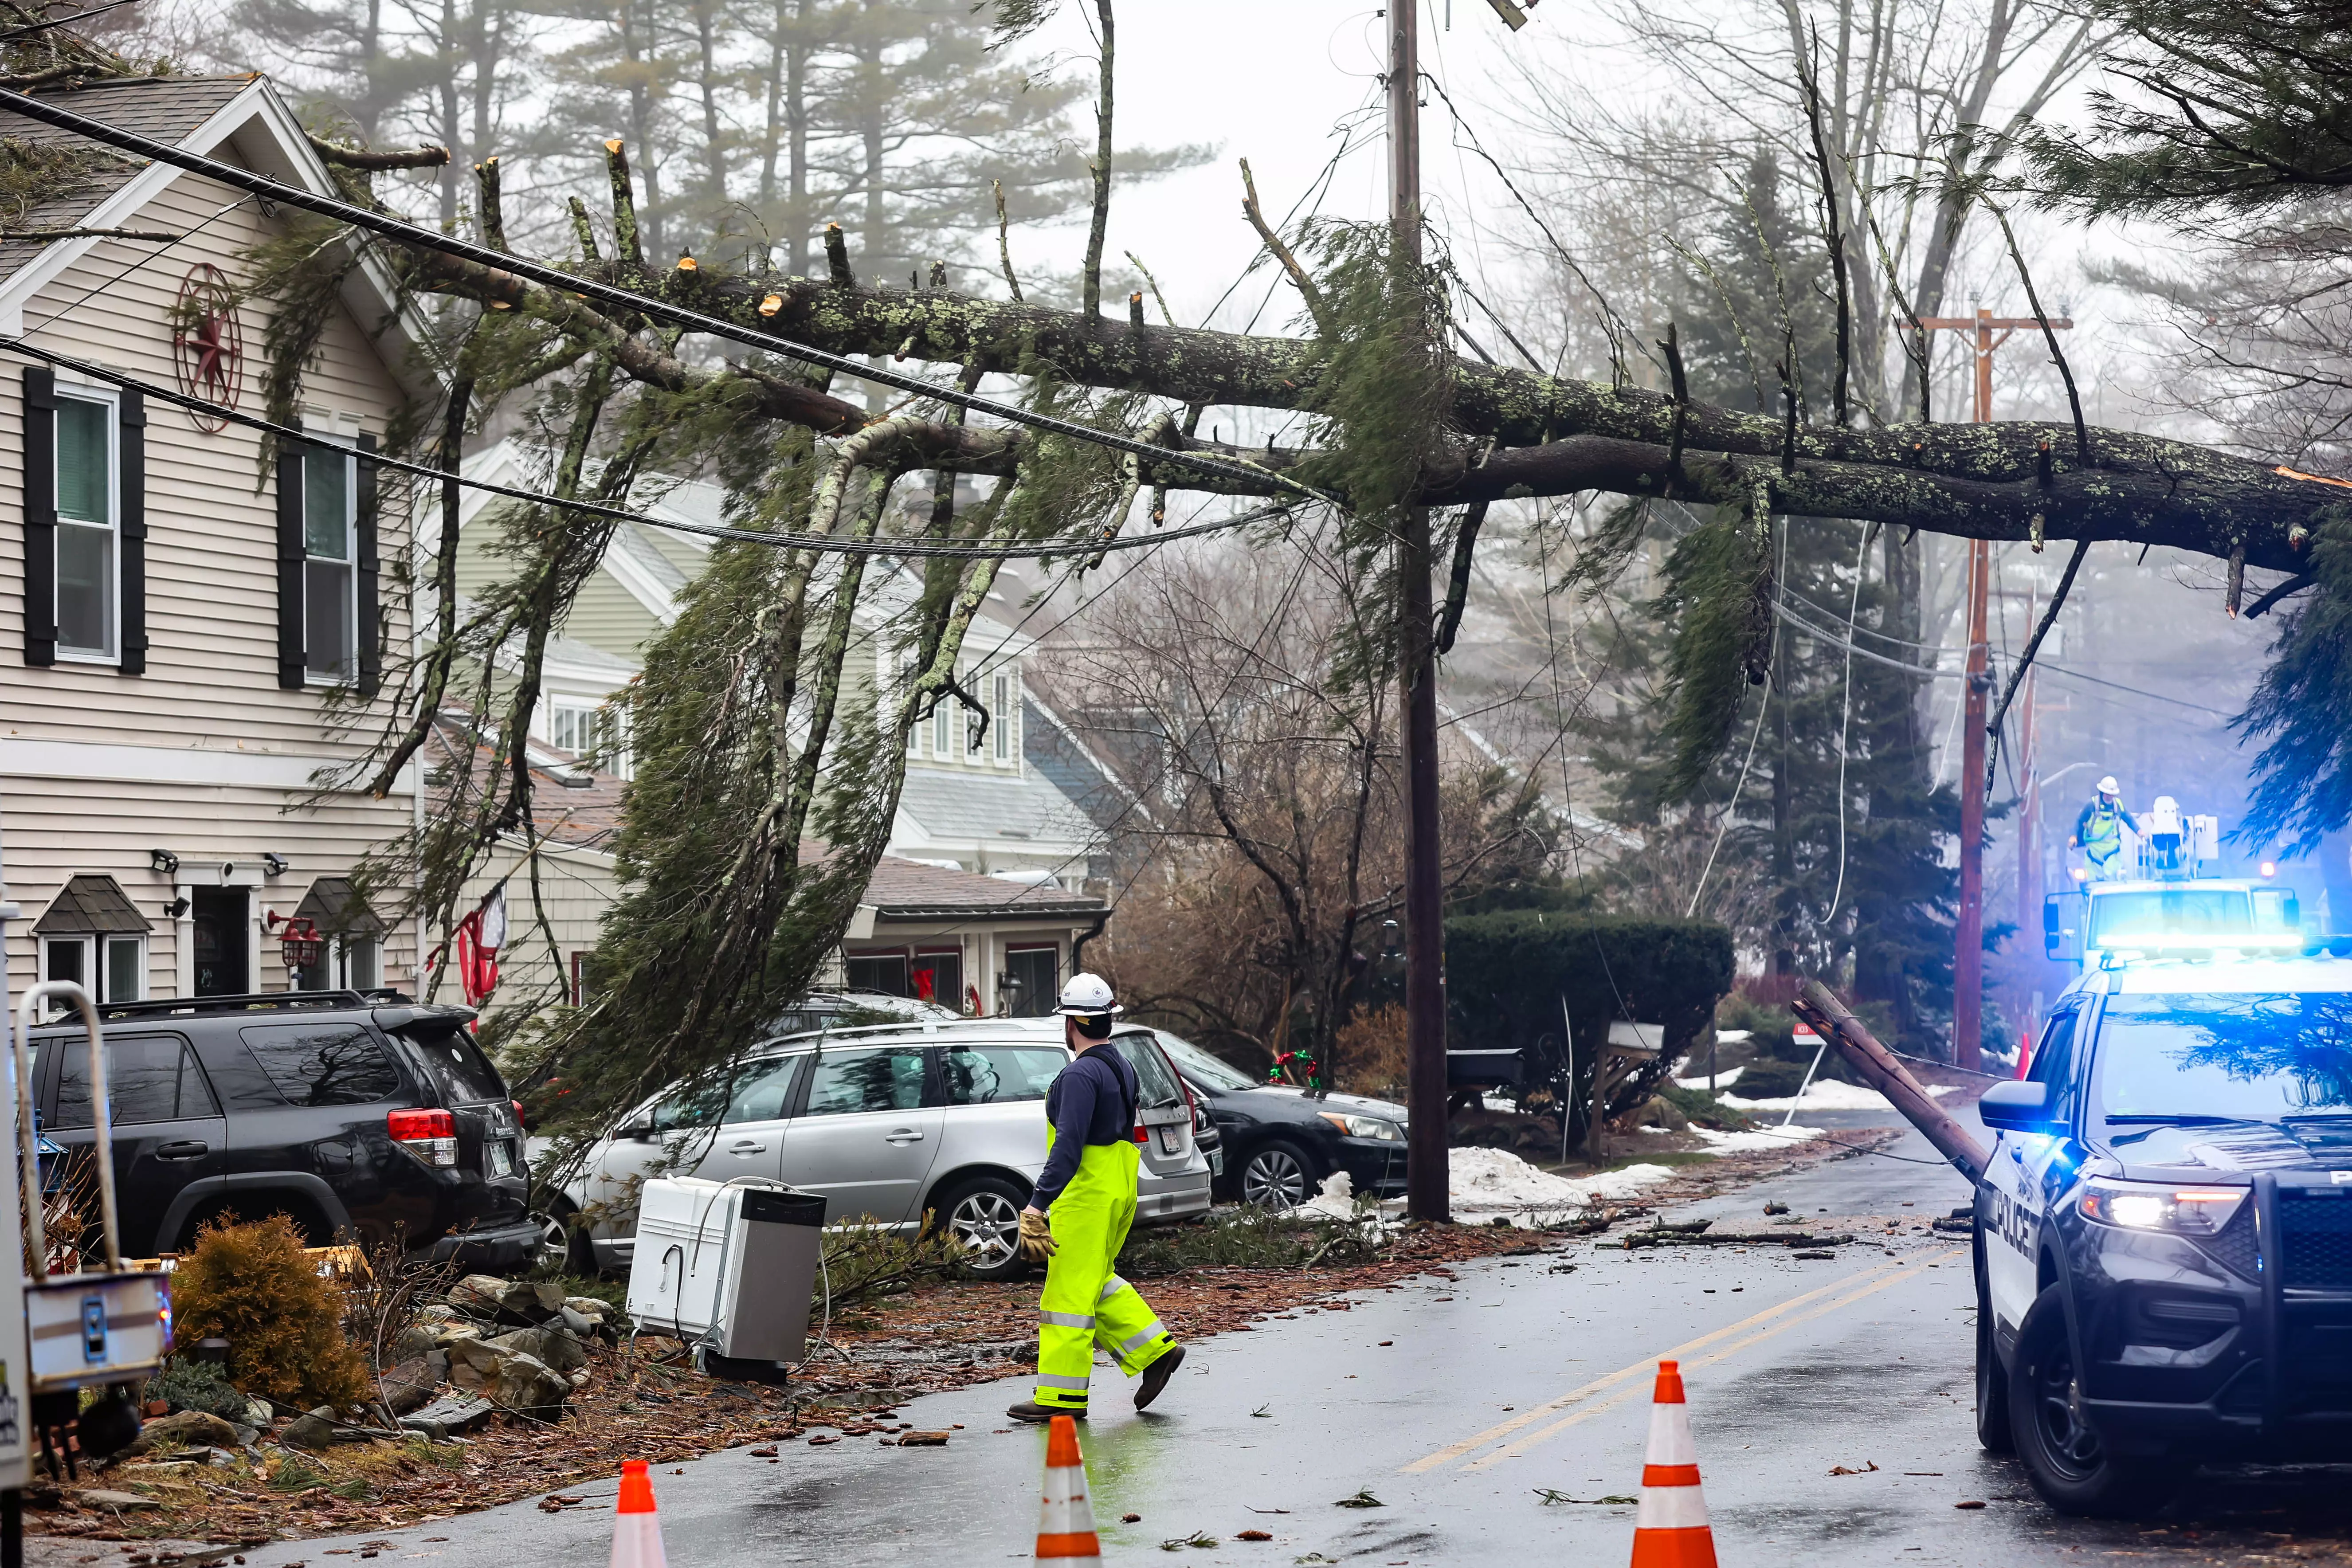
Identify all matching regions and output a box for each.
[932,1175,1029,1281]
[1240,1141,1314,1209]
[534,1203,598,1277]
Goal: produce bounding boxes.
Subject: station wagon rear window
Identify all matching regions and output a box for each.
[941,1045,1064,1104]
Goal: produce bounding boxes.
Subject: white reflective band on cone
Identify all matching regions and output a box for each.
[609,1514,668,1568]
[1038,1486,1090,1535]
[1645,1399,1697,1465]
[1634,1484,1712,1531]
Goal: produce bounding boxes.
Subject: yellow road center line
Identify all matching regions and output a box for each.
[1458,1265,1911,1471]
[1400,1261,1904,1474]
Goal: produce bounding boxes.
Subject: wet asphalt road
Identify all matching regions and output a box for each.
[234,1111,2352,1568]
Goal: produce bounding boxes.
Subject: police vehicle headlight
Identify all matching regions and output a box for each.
[2078,1178,2246,1236]
[1321,1113,1403,1141]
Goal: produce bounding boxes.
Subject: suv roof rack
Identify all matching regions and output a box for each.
[75,990,378,1023]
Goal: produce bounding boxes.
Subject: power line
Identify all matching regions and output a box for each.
[0,84,1340,509]
[0,334,1299,560]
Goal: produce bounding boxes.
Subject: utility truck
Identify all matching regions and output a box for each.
[2044,796,2304,968]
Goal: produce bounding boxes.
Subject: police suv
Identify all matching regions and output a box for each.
[1976,951,2352,1513]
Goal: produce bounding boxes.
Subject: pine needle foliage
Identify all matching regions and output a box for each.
[168,1215,370,1410]
[1655,506,1774,800]
[2237,509,2352,856]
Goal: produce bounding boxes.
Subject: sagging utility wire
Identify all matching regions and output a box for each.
[0,84,1341,511]
[0,0,147,42]
[0,334,1300,561]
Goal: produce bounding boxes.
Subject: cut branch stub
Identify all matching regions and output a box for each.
[825,222,854,289]
[604,139,644,270]
[475,157,506,253]
[309,134,448,171]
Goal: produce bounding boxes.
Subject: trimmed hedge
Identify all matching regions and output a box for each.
[1445,911,1735,1120]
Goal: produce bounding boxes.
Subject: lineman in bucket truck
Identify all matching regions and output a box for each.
[1004,973,1185,1423]
[2072,775,2141,882]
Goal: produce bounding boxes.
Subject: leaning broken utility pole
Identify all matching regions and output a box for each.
[1791,980,1990,1183]
[1392,0,1450,1226]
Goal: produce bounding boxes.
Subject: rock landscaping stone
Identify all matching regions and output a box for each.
[380,1355,443,1415]
[450,1276,565,1325]
[77,1490,161,1510]
[122,1409,239,1456]
[391,1325,439,1361]
[490,1352,570,1417]
[279,1407,345,1450]
[485,1325,588,1376]
[397,1392,493,1440]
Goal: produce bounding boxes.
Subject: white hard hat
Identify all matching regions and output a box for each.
[2097,776,2120,796]
[1054,972,1122,1016]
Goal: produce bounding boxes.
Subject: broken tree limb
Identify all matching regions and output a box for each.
[1792,980,1990,1184]
[306,134,450,170]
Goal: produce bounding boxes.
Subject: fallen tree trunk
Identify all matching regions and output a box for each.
[1791,980,1991,1185]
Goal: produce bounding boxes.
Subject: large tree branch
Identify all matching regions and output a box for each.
[384,239,2350,567]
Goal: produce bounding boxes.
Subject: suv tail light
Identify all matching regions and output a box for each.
[388,1108,459,1168]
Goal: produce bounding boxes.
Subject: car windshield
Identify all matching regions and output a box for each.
[2093,992,2352,1124]
[2089,890,2253,947]
[1151,1030,1259,1092]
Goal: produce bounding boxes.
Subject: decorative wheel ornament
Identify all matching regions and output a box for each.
[172,263,243,431]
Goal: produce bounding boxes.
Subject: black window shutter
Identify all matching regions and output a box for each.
[355,433,380,697]
[275,441,306,689]
[118,388,146,675]
[21,367,55,667]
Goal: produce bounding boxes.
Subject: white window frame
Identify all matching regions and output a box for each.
[302,436,360,687]
[992,671,1011,764]
[52,382,120,666]
[332,935,381,992]
[39,933,145,1004]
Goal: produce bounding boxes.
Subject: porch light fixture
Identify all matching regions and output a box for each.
[149,849,178,875]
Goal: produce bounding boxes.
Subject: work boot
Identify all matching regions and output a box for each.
[1134,1344,1186,1411]
[1006,1401,1084,1423]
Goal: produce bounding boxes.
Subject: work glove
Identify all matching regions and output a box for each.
[1018,1207,1058,1262]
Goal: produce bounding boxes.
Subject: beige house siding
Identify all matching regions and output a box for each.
[0,81,431,1000]
[0,775,417,997]
[443,838,618,1016]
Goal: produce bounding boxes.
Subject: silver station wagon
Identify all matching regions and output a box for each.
[542,1018,1212,1278]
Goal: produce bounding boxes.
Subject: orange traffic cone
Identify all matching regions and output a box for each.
[1629,1360,1717,1568]
[610,1459,668,1568]
[1034,1414,1102,1564]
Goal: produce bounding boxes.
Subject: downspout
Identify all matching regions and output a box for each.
[1070,908,1110,970]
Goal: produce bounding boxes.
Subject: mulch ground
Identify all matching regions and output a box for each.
[29,1126,1897,1551]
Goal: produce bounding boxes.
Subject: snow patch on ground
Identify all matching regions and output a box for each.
[1448,1146,1678,1213]
[1716,1079,1958,1112]
[1674,1065,1744,1090]
[1690,1124,1827,1154]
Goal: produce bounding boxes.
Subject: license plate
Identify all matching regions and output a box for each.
[1209,1149,1224,1176]
[1157,1127,1182,1156]
[490,1142,515,1177]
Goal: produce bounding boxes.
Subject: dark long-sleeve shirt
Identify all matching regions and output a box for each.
[1031,1046,1138,1212]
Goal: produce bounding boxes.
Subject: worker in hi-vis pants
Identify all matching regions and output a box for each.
[1005,973,1185,1423]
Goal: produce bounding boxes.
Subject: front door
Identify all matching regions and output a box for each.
[780,1043,941,1226]
[190,888,248,997]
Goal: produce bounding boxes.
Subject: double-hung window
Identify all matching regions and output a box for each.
[303,444,357,684]
[39,933,145,1004]
[53,389,118,662]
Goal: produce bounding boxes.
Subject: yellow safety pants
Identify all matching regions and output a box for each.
[1034,1135,1177,1411]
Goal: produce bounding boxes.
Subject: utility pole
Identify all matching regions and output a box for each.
[1391,0,1449,1223]
[1913,305,2071,1072]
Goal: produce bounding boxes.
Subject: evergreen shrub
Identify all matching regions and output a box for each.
[168,1215,369,1410]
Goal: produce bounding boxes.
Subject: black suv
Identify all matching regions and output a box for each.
[31,990,533,1266]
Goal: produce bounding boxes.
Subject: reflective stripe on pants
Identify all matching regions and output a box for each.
[1035,1136,1178,1408]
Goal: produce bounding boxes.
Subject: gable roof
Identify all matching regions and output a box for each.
[859,854,1102,919]
[0,74,440,399]
[33,873,150,935]
[0,77,256,282]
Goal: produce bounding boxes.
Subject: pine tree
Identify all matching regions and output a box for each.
[1580,149,1959,1051]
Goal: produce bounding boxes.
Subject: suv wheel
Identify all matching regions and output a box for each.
[1975,1242,2013,1454]
[931,1176,1029,1281]
[1240,1140,1315,1209]
[2008,1283,2170,1516]
[535,1203,598,1278]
